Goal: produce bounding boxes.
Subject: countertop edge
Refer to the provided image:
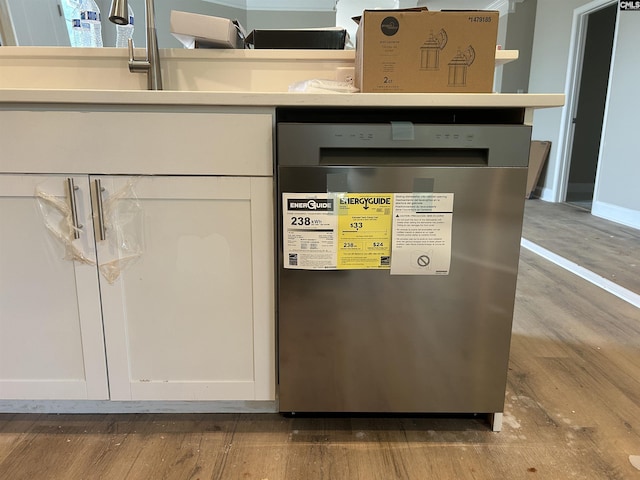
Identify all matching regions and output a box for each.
[0,89,565,109]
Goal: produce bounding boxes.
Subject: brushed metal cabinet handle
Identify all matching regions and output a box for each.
[66,178,82,240]
[94,179,107,242]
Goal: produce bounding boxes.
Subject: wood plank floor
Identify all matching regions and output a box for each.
[1,203,639,479]
[522,199,640,294]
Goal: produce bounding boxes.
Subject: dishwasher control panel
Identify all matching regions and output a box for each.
[278,123,531,168]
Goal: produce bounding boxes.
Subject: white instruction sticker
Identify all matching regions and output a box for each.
[390,193,454,275]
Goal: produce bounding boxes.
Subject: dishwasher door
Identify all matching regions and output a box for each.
[277,122,532,414]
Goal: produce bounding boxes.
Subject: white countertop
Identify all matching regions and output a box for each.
[0,47,563,108]
[0,89,564,109]
[0,46,518,63]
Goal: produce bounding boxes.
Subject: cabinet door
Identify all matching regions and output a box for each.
[97,176,275,401]
[0,175,108,400]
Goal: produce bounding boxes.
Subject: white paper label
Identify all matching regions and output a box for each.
[282,193,338,270]
[390,193,454,275]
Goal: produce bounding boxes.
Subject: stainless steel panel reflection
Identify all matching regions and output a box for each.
[277,165,527,413]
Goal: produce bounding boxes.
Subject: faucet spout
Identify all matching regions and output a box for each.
[141,0,162,90]
[109,0,163,90]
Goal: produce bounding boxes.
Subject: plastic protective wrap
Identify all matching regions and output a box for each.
[35,181,97,266]
[96,179,144,284]
[36,178,144,284]
[288,79,359,93]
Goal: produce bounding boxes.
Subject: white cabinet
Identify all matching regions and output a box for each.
[0,107,275,406]
[0,173,274,402]
[0,175,108,400]
[98,176,274,401]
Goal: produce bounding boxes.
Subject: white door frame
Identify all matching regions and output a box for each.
[553,0,617,203]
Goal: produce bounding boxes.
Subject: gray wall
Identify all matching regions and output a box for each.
[98,0,247,49]
[7,0,70,46]
[493,8,508,92]
[246,10,336,32]
[593,10,640,225]
[7,0,334,49]
[528,0,599,198]
[529,0,639,229]
[500,0,536,93]
[529,0,588,182]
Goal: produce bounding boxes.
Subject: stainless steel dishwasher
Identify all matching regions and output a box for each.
[276,108,532,431]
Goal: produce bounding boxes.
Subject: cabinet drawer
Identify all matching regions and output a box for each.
[0,109,273,176]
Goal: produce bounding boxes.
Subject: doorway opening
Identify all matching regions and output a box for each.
[563,1,617,211]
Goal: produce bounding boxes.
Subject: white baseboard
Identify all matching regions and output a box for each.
[592,200,640,230]
[521,238,640,308]
[0,400,277,414]
[538,186,557,202]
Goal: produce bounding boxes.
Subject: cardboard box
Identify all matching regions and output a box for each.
[354,9,499,93]
[526,141,551,199]
[170,10,245,49]
[246,28,347,50]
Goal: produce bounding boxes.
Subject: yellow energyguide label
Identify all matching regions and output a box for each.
[336,193,393,269]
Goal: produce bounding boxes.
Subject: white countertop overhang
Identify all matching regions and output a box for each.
[0,48,564,110]
[0,89,564,109]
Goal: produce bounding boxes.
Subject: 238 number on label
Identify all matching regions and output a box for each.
[291,217,311,226]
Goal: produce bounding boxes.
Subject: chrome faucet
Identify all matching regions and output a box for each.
[109,0,163,90]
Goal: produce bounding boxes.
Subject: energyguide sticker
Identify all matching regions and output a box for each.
[282,192,454,275]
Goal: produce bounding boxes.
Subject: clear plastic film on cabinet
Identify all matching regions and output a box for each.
[93,178,144,284]
[35,178,96,266]
[35,177,144,283]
